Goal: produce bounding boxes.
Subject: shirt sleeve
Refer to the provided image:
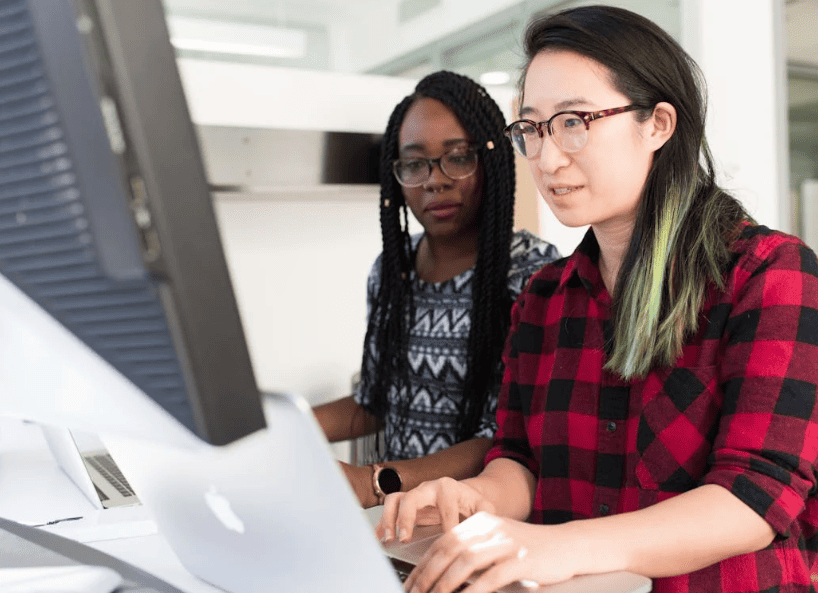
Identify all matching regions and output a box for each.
[703,236,818,537]
[484,288,540,475]
[352,256,382,416]
[507,231,561,301]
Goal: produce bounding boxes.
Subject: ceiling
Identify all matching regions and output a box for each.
[160,0,381,22]
[160,0,683,79]
[160,0,817,78]
[160,0,817,164]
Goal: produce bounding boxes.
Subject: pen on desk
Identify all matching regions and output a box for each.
[34,516,84,527]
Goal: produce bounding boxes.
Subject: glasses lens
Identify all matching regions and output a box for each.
[508,121,540,158]
[552,113,587,152]
[394,159,428,186]
[441,151,478,179]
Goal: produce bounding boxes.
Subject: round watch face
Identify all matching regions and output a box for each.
[378,467,402,494]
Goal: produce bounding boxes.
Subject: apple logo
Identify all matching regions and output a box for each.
[204,485,245,534]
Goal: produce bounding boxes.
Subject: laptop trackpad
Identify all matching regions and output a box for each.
[383,524,442,564]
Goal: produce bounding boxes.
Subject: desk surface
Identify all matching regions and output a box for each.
[0,417,220,593]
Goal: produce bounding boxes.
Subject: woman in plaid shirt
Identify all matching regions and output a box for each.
[378,6,818,593]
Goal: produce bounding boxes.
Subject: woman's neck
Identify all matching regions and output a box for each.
[415,231,479,283]
[593,221,634,295]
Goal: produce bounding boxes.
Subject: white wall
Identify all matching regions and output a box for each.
[178,59,415,133]
[680,0,788,231]
[212,195,380,404]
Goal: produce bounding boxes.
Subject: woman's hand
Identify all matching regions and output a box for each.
[403,511,580,593]
[376,477,495,543]
[375,475,579,593]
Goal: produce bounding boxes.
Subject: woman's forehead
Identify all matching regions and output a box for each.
[398,97,471,149]
[521,50,621,115]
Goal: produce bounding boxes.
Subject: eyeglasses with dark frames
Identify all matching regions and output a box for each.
[503,105,646,158]
[392,146,479,187]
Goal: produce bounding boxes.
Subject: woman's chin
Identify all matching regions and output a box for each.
[549,209,592,229]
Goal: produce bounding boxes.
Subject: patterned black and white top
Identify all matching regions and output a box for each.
[354,229,560,461]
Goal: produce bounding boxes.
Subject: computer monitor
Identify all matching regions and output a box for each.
[0,0,266,446]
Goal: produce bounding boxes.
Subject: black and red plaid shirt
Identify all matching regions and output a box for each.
[486,224,818,592]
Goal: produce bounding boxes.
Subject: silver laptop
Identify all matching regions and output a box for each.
[100,392,652,593]
[39,424,140,511]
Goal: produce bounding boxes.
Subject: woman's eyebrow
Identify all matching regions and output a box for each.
[399,143,425,153]
[518,97,596,119]
[399,138,471,154]
[518,106,538,119]
[554,97,595,111]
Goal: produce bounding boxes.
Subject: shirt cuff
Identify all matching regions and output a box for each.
[703,466,808,538]
[484,443,539,477]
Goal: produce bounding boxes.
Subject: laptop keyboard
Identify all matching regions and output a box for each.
[86,454,137,497]
[388,557,469,592]
[389,556,414,583]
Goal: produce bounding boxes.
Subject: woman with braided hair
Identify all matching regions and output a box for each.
[314,71,559,508]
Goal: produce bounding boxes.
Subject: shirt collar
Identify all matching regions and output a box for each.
[559,227,603,295]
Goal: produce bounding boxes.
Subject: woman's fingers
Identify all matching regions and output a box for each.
[405,514,526,593]
[376,491,404,541]
[393,478,464,542]
[461,556,536,593]
[394,490,423,542]
[379,483,444,543]
[436,478,466,534]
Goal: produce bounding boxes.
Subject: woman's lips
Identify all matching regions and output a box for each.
[550,185,583,196]
[426,202,460,219]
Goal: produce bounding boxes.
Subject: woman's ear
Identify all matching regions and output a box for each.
[645,101,676,151]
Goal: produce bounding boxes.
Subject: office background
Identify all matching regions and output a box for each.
[158,0,816,460]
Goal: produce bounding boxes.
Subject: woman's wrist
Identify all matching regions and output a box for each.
[340,462,380,508]
[359,465,381,508]
[466,459,536,521]
[554,518,623,578]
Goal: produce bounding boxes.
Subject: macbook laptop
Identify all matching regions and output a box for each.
[39,425,140,511]
[99,392,652,593]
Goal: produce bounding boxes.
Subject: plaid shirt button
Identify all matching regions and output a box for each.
[606,421,617,432]
[599,504,610,515]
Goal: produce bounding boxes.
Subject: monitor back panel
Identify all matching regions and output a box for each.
[0,0,265,445]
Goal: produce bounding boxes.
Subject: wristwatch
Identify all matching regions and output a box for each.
[371,464,402,505]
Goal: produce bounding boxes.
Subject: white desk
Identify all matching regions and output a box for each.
[0,416,219,593]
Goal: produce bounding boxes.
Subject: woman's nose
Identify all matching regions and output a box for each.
[422,160,453,189]
[536,133,571,174]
